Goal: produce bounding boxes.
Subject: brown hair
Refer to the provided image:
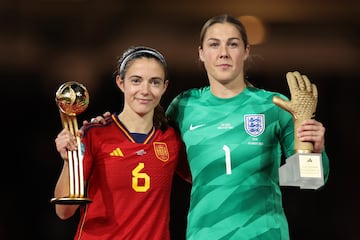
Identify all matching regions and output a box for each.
[199,14,253,87]
[199,14,249,49]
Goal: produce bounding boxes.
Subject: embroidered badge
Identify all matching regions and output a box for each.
[244,114,265,137]
[153,142,169,162]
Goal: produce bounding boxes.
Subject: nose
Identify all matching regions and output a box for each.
[219,45,229,59]
[140,82,150,95]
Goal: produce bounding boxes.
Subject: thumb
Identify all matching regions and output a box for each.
[60,150,69,161]
[273,95,291,113]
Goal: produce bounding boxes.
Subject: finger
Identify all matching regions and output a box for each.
[69,136,78,149]
[59,130,77,148]
[286,71,299,94]
[94,115,108,124]
[293,71,306,91]
[55,137,70,152]
[302,74,312,92]
[273,95,282,105]
[78,128,84,137]
[91,117,101,124]
[298,119,324,133]
[58,128,69,137]
[273,95,290,112]
[312,83,318,100]
[103,111,111,118]
[99,116,107,124]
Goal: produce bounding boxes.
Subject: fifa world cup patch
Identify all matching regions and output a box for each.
[244,114,265,137]
[153,142,169,162]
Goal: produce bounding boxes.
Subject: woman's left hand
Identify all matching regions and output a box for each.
[297,119,325,153]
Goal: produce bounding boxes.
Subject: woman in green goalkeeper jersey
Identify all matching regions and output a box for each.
[166,14,330,240]
[90,14,330,240]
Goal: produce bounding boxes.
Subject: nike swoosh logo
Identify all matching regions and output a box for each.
[190,124,206,131]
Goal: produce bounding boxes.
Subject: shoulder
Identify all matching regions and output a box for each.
[158,124,179,136]
[81,114,114,137]
[167,87,209,116]
[246,87,289,101]
[156,125,182,144]
[175,86,210,100]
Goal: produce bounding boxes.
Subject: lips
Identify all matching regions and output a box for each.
[217,63,231,69]
[136,98,152,104]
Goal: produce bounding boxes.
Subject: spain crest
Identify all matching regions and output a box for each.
[244,114,265,137]
[153,142,169,162]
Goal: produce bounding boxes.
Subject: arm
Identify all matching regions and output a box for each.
[53,128,80,220]
[175,141,192,183]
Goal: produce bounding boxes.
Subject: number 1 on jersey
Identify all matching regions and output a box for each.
[223,145,232,175]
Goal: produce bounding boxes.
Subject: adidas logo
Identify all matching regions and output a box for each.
[110,147,124,157]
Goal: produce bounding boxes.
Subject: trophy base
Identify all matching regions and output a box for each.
[279,153,324,190]
[50,197,92,205]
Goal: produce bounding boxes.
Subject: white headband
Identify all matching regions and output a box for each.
[119,49,166,74]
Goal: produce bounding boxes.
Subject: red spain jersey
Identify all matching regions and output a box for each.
[74,113,182,240]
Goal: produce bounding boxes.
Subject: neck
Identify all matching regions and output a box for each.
[118,111,153,133]
[209,77,246,98]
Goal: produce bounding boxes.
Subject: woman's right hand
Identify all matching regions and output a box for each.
[55,128,78,160]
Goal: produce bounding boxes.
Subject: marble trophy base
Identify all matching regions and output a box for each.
[279,153,324,189]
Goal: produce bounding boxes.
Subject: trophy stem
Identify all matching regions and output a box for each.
[51,111,91,204]
[77,137,85,197]
[68,149,75,196]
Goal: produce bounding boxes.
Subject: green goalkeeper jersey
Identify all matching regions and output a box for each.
[166,86,329,240]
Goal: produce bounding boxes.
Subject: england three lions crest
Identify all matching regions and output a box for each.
[244,114,265,137]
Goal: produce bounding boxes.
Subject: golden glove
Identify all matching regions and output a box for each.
[273,71,318,153]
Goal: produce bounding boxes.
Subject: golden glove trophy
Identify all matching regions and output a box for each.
[273,71,324,189]
[51,81,92,204]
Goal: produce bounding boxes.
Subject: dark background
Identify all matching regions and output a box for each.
[1,0,359,239]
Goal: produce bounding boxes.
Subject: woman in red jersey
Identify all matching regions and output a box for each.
[53,46,187,240]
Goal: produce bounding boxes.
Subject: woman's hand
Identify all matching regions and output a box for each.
[82,111,111,125]
[55,128,78,160]
[297,119,326,153]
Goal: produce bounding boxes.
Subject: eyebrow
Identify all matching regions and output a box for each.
[128,75,164,81]
[206,37,241,41]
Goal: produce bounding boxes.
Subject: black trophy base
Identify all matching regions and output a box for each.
[50,196,92,205]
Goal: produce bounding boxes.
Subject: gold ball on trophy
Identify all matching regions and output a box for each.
[55,81,89,116]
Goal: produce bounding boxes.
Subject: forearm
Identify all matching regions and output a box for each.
[54,161,79,219]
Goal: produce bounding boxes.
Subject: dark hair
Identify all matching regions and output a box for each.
[116,46,168,79]
[115,46,169,131]
[199,14,249,49]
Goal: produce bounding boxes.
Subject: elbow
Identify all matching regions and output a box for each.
[56,212,72,220]
[55,205,78,220]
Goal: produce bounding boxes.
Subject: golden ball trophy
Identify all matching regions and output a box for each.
[51,81,92,204]
[273,71,324,189]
